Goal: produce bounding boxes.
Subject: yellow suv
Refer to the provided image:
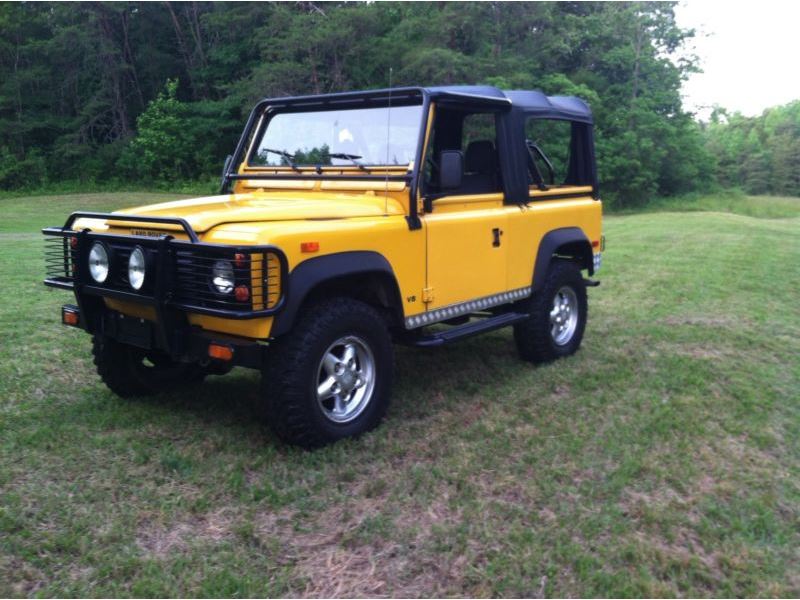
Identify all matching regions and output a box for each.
[43,86,603,447]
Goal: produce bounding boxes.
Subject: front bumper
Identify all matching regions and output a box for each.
[60,302,265,369]
[43,213,287,365]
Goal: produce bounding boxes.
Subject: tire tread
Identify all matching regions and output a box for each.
[514,259,587,363]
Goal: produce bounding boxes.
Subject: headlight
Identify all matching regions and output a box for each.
[128,246,146,290]
[212,260,235,294]
[88,242,109,283]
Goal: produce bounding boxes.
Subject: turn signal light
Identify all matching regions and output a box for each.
[234,252,247,268]
[301,241,319,253]
[592,240,600,248]
[62,307,79,326]
[234,285,250,302]
[208,343,234,361]
[69,236,78,249]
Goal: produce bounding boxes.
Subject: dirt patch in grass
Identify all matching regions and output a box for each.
[4,558,47,597]
[661,314,750,328]
[136,508,234,558]
[247,488,470,597]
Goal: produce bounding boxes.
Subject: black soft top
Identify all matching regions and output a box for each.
[259,85,593,124]
[426,86,593,124]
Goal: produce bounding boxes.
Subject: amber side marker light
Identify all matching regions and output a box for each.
[301,241,319,253]
[208,343,234,361]
[592,240,600,248]
[62,306,80,326]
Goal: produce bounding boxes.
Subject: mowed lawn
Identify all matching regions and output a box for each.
[1,193,798,597]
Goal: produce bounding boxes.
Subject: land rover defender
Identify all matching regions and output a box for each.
[43,86,603,447]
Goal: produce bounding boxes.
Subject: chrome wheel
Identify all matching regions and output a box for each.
[550,286,579,345]
[315,335,376,424]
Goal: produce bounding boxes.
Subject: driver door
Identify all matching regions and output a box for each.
[421,110,508,312]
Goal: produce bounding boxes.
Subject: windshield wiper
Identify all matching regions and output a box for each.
[261,147,300,171]
[329,152,367,171]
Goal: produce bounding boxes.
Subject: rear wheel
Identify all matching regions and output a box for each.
[262,297,393,448]
[514,259,587,363]
[92,334,204,397]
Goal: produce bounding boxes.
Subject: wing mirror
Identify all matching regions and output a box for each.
[439,150,463,190]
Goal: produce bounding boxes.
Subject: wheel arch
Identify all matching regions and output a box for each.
[532,227,593,293]
[270,251,404,337]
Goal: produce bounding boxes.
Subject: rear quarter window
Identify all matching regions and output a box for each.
[525,118,572,185]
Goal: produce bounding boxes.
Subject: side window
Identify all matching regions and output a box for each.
[462,113,496,149]
[460,113,501,193]
[525,118,571,187]
[423,109,503,196]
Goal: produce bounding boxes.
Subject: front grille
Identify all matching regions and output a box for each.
[264,252,282,309]
[109,244,133,288]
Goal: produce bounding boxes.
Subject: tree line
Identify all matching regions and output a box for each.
[0,2,797,205]
[703,103,800,197]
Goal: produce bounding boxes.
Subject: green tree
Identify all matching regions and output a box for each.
[704,100,800,196]
[117,79,238,182]
[0,0,761,202]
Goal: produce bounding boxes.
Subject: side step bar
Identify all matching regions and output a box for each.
[411,311,529,347]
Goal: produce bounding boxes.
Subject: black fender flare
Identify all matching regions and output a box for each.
[532,227,593,292]
[270,251,402,337]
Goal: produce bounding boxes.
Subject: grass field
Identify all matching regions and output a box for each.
[1,192,798,597]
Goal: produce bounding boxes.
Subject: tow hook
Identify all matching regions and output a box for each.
[583,278,601,287]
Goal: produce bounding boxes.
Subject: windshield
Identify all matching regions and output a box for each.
[250,104,423,168]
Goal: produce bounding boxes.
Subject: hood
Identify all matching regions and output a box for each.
[106,191,405,233]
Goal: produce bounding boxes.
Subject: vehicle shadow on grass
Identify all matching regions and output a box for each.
[111,331,522,444]
[89,333,527,444]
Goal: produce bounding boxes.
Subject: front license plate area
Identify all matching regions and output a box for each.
[106,312,154,350]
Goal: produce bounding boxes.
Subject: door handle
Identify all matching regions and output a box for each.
[492,227,503,247]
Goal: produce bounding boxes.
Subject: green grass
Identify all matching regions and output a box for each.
[1,192,799,597]
[0,179,218,202]
[621,189,800,219]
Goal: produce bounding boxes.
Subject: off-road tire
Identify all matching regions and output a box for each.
[91,334,204,397]
[262,297,394,448]
[514,259,587,363]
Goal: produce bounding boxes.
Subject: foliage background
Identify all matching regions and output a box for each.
[0,1,797,205]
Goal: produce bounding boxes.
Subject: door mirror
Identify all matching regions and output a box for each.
[439,150,463,190]
[219,154,233,193]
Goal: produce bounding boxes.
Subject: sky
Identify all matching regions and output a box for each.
[674,0,800,119]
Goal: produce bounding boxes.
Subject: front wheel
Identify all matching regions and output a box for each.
[262,298,393,448]
[514,259,588,363]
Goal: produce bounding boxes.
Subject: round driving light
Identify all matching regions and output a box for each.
[88,242,109,283]
[212,260,235,294]
[128,246,146,290]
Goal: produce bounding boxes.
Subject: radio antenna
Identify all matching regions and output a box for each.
[384,67,393,215]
